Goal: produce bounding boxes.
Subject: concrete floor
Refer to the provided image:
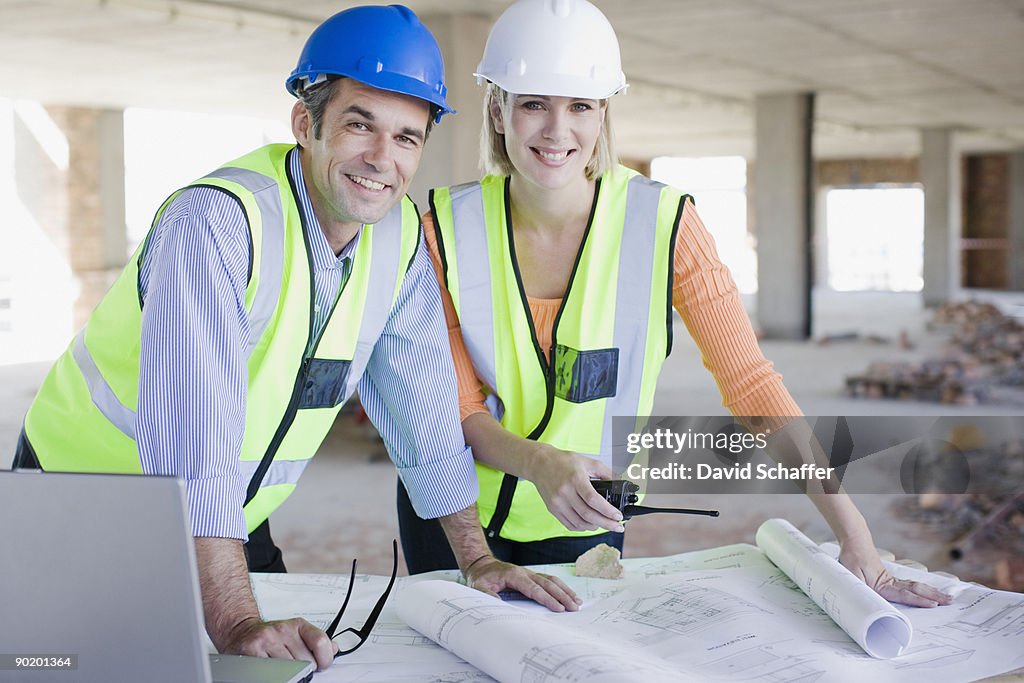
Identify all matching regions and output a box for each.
[3,290,1022,582]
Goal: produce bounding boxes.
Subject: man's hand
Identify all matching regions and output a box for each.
[195,537,338,671]
[528,446,625,533]
[220,615,337,670]
[839,537,953,608]
[464,556,582,612]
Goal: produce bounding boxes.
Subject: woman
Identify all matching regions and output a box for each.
[399,0,948,608]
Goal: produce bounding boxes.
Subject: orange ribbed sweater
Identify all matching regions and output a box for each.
[423,197,802,421]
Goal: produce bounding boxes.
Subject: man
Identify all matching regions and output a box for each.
[13,5,578,672]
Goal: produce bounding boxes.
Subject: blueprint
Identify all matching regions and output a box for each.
[395,579,693,683]
[248,531,1024,683]
[756,518,912,658]
[250,569,472,668]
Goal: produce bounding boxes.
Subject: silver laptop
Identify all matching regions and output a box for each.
[0,469,314,683]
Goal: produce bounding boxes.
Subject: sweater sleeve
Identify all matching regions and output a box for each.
[671,198,803,420]
[422,211,492,422]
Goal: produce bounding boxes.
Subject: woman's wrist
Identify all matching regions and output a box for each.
[832,514,874,548]
[806,491,872,547]
[518,440,553,483]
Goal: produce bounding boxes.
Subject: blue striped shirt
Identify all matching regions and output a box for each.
[136,147,478,540]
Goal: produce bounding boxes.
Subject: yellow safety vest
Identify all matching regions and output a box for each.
[24,144,421,532]
[431,165,688,542]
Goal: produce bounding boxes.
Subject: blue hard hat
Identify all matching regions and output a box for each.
[287,5,454,123]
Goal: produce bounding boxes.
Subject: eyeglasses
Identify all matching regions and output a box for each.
[325,538,398,658]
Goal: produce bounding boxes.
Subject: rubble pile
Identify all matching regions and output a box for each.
[846,301,1024,405]
[896,438,1024,591]
[930,300,1004,327]
[903,491,1024,591]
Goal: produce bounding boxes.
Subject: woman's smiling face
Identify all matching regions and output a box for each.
[494,94,605,190]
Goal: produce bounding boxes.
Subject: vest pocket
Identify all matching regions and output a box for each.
[299,358,352,409]
[553,344,619,403]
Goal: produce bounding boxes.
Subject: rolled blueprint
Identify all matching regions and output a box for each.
[395,580,694,683]
[755,518,912,658]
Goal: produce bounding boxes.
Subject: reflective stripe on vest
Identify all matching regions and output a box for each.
[25,144,420,533]
[71,330,136,440]
[239,458,309,489]
[433,165,686,542]
[201,166,285,359]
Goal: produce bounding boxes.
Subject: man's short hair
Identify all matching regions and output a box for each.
[479,82,617,180]
[295,77,439,145]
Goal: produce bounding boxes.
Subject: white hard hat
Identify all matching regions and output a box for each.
[474,0,627,99]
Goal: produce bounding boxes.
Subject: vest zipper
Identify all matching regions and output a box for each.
[243,160,324,507]
[243,283,315,505]
[244,263,348,505]
[484,177,603,538]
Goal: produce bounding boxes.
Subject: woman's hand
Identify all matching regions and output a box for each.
[839,536,953,608]
[525,445,625,533]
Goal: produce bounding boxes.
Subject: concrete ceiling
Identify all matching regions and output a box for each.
[1,0,1023,160]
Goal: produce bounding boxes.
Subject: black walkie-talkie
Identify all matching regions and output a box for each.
[592,480,720,520]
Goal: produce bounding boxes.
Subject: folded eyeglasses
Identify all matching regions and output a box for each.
[324,539,398,657]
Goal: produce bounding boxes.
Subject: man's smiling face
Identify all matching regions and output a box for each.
[293,78,430,230]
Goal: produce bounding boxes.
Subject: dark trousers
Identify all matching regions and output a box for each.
[12,428,285,573]
[244,519,287,573]
[12,429,39,469]
[396,479,624,573]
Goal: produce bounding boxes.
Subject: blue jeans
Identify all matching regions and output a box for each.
[396,479,624,573]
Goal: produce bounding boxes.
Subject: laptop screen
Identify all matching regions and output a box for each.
[1,470,214,683]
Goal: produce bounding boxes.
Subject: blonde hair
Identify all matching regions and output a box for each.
[479,83,617,180]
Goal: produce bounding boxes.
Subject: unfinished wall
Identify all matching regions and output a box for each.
[808,155,1011,291]
[962,155,1009,290]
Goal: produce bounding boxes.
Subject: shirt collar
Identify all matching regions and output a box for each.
[288,147,359,271]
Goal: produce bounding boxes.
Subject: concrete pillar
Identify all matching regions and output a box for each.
[920,128,961,306]
[754,92,814,339]
[1010,151,1024,290]
[410,13,491,209]
[14,105,126,332]
[814,187,830,291]
[64,108,126,326]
